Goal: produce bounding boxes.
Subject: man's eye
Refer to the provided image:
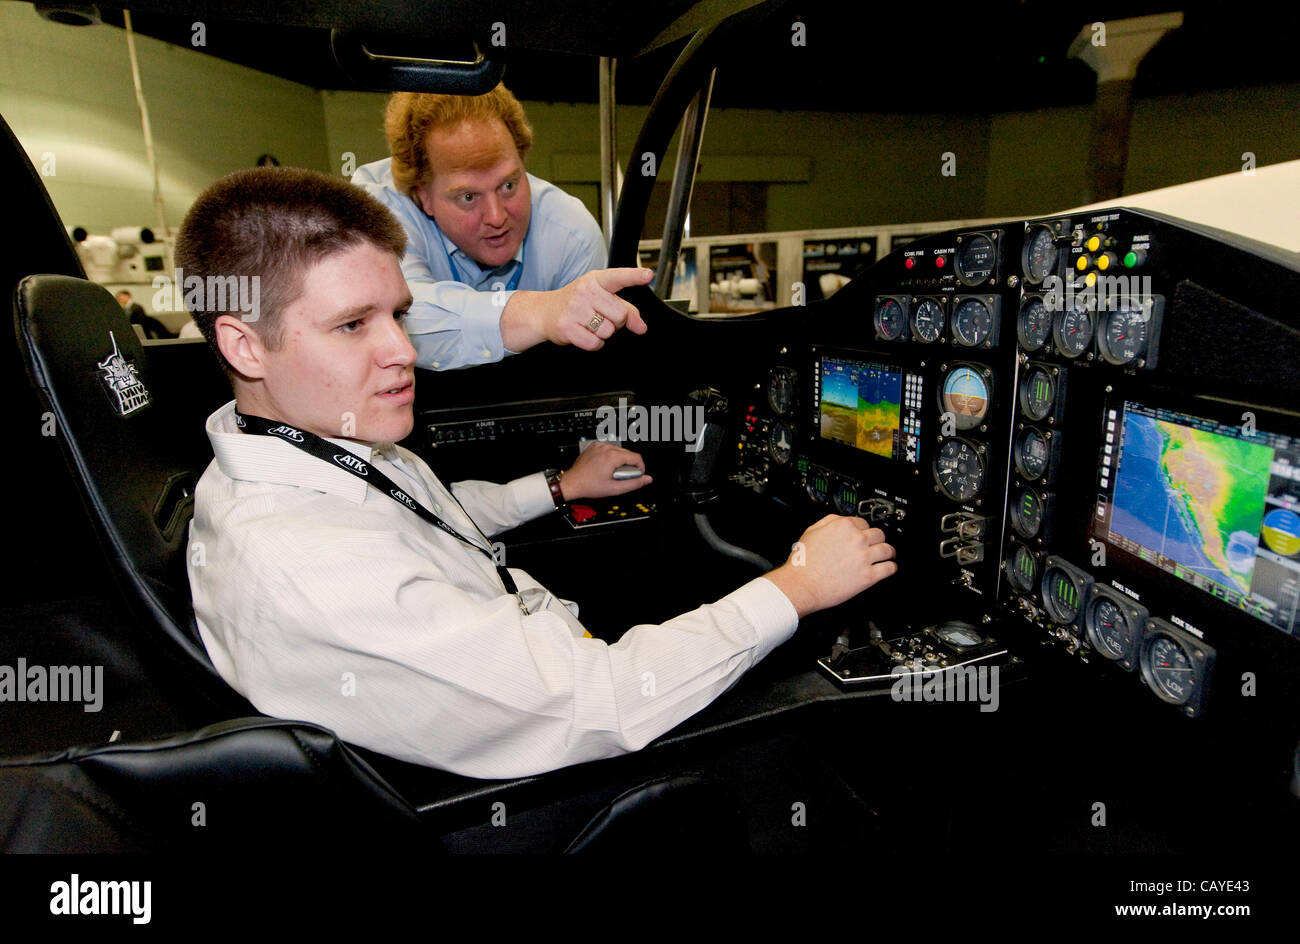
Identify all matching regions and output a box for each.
[394,309,409,322]
[502,179,516,193]
[458,193,476,205]
[339,319,363,334]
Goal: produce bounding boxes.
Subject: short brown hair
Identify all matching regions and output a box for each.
[385,84,533,195]
[174,166,406,373]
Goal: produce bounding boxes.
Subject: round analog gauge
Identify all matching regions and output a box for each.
[934,438,985,502]
[768,420,794,465]
[1087,596,1136,661]
[1014,427,1049,480]
[1019,366,1055,422]
[935,622,985,648]
[952,298,993,347]
[833,479,860,516]
[940,365,990,430]
[1022,225,1058,283]
[1053,300,1094,358]
[1145,635,1195,705]
[1098,304,1149,366]
[1017,296,1051,352]
[766,367,796,414]
[1041,563,1084,624]
[806,468,830,504]
[1007,544,1037,592]
[874,297,906,341]
[911,298,945,342]
[956,234,996,285]
[1011,488,1044,538]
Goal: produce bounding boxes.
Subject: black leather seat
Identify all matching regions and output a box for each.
[0,717,429,852]
[13,274,250,722]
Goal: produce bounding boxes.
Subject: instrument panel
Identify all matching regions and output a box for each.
[730,207,1300,724]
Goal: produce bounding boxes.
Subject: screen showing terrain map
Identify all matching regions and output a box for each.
[1097,401,1300,638]
[818,355,902,459]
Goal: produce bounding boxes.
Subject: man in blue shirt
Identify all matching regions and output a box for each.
[353,85,652,370]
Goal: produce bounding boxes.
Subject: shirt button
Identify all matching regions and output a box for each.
[481,349,491,358]
[431,361,440,369]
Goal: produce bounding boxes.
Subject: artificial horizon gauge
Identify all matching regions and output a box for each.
[766,366,797,414]
[934,438,986,502]
[1017,295,1051,352]
[955,233,997,285]
[874,296,906,341]
[768,420,794,465]
[1021,224,1059,284]
[1097,303,1150,366]
[1053,299,1094,358]
[952,298,994,347]
[940,364,991,430]
[911,297,945,342]
[1014,426,1050,480]
[1019,365,1057,422]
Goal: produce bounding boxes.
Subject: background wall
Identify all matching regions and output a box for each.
[3,3,1298,242]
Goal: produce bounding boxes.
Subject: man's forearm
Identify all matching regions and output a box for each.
[499,290,549,353]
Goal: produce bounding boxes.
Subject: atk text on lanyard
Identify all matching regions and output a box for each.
[234,411,529,615]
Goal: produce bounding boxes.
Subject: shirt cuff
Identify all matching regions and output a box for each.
[457,288,513,365]
[727,576,800,661]
[508,471,558,521]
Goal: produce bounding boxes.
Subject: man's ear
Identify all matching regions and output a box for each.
[412,182,435,217]
[214,314,267,379]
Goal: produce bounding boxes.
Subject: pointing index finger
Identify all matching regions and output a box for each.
[595,267,656,292]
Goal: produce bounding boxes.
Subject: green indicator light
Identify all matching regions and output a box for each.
[1123,251,1138,268]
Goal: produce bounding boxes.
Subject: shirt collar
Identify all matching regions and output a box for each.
[438,226,524,281]
[206,401,397,504]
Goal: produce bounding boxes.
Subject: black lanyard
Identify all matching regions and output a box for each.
[234,410,525,609]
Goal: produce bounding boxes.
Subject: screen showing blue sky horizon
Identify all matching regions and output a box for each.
[818,355,902,459]
[1098,402,1300,637]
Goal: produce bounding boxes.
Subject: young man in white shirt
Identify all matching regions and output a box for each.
[177,166,897,779]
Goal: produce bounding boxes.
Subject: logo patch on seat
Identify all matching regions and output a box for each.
[96,331,150,416]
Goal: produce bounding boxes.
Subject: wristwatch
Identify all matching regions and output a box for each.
[543,468,566,508]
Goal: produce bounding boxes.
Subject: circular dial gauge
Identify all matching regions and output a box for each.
[1011,488,1043,538]
[806,469,830,504]
[1007,544,1037,592]
[1017,296,1051,352]
[1087,597,1135,660]
[833,479,860,516]
[1041,563,1084,624]
[935,622,985,648]
[911,298,945,342]
[1019,366,1056,421]
[1014,427,1049,480]
[1145,635,1195,704]
[941,366,990,430]
[1098,305,1149,366]
[768,420,794,465]
[874,297,906,341]
[934,438,985,502]
[952,299,993,347]
[1022,225,1058,283]
[956,234,996,285]
[766,367,796,414]
[1054,300,1094,358]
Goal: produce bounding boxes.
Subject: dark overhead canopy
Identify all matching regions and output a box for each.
[60,0,1300,111]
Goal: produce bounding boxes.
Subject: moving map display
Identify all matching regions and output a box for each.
[818,355,902,459]
[1097,401,1300,637]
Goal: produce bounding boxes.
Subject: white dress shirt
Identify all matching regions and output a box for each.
[188,401,799,778]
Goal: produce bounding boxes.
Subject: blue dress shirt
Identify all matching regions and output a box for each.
[352,158,606,370]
